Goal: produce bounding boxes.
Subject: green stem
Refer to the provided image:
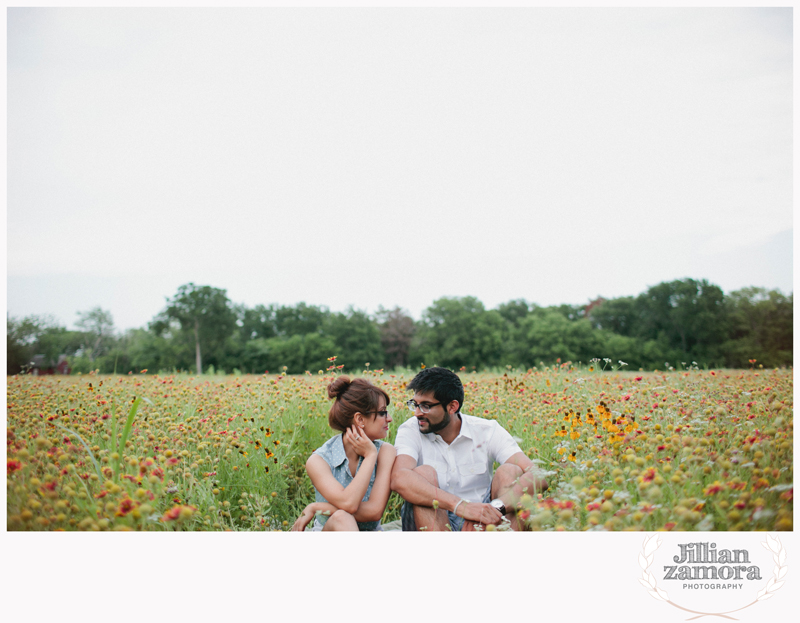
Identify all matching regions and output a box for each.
[113,396,150,483]
[50,421,103,482]
[111,412,119,482]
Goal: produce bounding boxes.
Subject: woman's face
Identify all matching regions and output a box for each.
[359,396,392,441]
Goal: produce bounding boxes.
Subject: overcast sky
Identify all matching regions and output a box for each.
[6,7,793,332]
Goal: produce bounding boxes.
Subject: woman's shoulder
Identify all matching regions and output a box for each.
[377,441,395,458]
[313,433,344,460]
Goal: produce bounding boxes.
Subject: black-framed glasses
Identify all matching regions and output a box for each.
[406,399,442,414]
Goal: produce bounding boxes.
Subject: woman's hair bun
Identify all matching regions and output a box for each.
[325,377,391,433]
[327,376,352,400]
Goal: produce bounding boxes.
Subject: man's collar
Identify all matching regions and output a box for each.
[436,412,470,444]
[455,412,474,440]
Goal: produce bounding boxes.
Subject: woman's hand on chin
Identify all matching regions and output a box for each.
[345,425,377,458]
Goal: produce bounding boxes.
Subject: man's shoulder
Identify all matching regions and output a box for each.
[393,417,422,458]
[394,417,422,445]
[461,412,503,432]
[461,413,516,446]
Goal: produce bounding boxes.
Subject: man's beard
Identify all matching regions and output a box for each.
[420,410,451,435]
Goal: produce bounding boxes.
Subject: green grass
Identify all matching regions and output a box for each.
[6,364,793,531]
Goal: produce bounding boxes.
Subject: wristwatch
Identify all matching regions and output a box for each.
[490,498,507,515]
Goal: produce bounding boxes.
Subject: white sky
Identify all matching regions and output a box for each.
[6,7,794,332]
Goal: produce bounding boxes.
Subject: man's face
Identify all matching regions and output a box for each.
[412,391,453,435]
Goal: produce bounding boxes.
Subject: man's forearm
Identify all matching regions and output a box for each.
[392,469,462,511]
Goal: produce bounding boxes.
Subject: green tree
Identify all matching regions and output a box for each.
[413,297,505,370]
[518,308,605,365]
[636,279,727,365]
[151,283,237,375]
[550,303,586,321]
[114,328,186,374]
[274,303,329,337]
[238,304,278,341]
[588,296,641,337]
[7,315,52,374]
[495,300,533,368]
[325,307,384,372]
[7,315,83,374]
[75,307,115,362]
[375,306,415,369]
[496,299,531,327]
[722,287,793,368]
[241,333,337,374]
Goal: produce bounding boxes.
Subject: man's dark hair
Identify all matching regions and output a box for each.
[406,367,464,413]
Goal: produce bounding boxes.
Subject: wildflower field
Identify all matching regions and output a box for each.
[6,363,793,531]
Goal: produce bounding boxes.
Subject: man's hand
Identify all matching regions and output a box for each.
[458,501,503,526]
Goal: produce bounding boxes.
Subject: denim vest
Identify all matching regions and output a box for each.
[312,433,384,531]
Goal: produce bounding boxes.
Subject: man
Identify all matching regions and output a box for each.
[391,366,547,531]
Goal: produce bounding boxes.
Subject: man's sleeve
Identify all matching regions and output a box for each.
[393,421,420,462]
[488,421,523,465]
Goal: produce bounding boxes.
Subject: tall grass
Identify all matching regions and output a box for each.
[6,364,793,531]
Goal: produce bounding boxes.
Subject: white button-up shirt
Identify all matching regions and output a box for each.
[394,412,522,502]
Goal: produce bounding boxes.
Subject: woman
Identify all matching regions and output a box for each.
[291,376,396,531]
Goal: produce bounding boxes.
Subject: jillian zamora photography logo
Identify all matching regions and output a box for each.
[638,533,787,618]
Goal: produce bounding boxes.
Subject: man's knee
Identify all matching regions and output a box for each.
[496,463,523,481]
[518,468,548,493]
[413,464,439,487]
[492,463,523,496]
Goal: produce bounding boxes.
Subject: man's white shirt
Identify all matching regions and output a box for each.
[394,412,522,503]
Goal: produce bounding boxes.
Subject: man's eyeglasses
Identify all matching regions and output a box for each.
[366,410,390,419]
[406,399,442,414]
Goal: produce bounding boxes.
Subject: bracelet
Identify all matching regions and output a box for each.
[453,499,467,517]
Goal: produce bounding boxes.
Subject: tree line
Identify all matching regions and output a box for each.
[6,279,792,376]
